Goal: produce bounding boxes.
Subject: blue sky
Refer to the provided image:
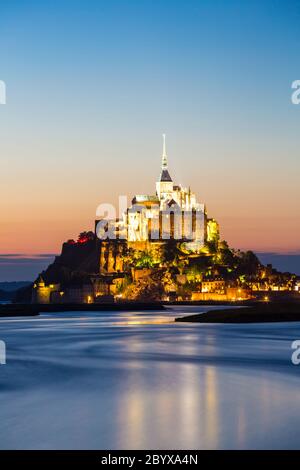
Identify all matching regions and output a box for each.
[0,0,300,279]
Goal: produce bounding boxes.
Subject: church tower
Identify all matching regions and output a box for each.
[156,134,173,203]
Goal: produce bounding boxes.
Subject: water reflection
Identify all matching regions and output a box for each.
[1,309,300,449]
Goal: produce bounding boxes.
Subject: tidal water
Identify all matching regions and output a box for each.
[0,306,300,450]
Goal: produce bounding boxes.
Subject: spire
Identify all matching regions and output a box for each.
[162,133,167,169]
[159,134,172,182]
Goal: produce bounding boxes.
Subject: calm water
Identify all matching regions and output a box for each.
[0,305,300,449]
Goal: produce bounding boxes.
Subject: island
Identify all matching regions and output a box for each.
[9,137,299,320]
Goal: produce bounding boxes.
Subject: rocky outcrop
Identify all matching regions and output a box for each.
[38,236,100,287]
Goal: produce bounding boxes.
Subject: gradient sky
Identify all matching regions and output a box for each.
[0,0,300,274]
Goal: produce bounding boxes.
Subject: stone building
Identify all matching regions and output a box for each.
[32,276,60,304]
[96,135,219,257]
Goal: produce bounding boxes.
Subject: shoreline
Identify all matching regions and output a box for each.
[175,302,300,323]
[0,302,166,317]
[1,301,300,323]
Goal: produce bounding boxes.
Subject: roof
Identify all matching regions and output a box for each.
[167,198,180,208]
[132,195,159,204]
[160,169,172,182]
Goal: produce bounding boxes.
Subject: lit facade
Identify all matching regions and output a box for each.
[96,135,213,252]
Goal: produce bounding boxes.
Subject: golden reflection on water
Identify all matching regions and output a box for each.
[116,331,223,449]
[237,402,246,448]
[121,389,145,447]
[117,365,223,449]
[178,363,201,445]
[203,366,219,448]
[119,319,171,326]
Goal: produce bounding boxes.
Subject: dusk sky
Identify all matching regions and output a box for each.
[0,0,300,279]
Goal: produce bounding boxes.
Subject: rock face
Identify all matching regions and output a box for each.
[42,237,100,286]
[16,234,101,303]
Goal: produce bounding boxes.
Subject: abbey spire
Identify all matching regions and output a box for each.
[159,133,172,182]
[162,133,167,169]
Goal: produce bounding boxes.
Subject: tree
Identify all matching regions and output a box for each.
[77,231,95,244]
[135,252,156,268]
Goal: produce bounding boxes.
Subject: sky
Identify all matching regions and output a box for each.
[0,0,300,280]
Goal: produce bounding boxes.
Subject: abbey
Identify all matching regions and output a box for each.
[96,135,219,253]
[93,135,220,281]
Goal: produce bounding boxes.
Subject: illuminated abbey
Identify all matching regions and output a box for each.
[96,135,219,253]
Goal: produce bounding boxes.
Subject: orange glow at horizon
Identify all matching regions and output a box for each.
[1,138,299,256]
